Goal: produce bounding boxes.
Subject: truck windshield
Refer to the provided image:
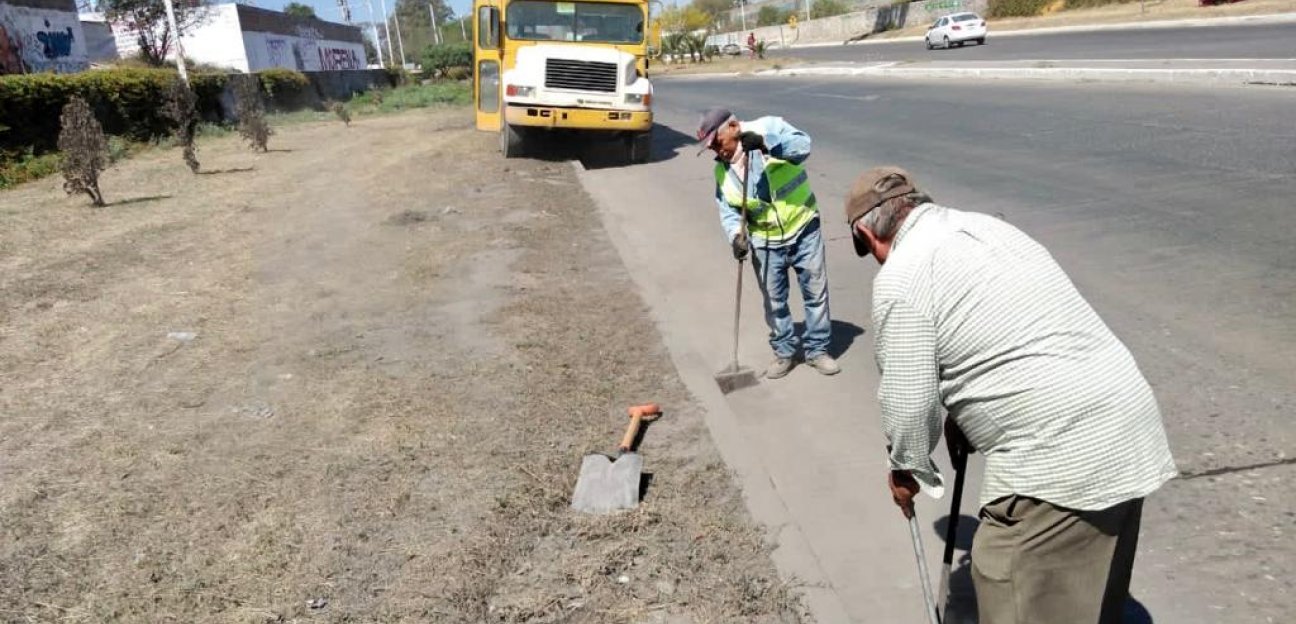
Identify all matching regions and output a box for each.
[506,1,644,44]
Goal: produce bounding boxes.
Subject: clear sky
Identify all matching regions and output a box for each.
[251,0,472,26]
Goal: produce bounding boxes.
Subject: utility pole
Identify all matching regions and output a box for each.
[379,0,396,66]
[162,0,188,83]
[738,0,746,31]
[428,2,443,45]
[459,15,467,41]
[805,0,811,23]
[393,5,407,66]
[365,0,385,66]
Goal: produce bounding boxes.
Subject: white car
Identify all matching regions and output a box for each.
[925,12,987,50]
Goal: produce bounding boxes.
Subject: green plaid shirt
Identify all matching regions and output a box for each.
[872,204,1177,510]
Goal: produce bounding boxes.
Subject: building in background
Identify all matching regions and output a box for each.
[112,2,368,72]
[77,12,118,65]
[0,0,89,74]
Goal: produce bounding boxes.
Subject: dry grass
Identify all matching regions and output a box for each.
[0,110,805,622]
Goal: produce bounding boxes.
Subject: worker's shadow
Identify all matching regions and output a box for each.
[933,514,1155,624]
[790,319,864,359]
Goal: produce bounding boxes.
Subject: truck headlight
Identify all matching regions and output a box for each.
[625,93,651,105]
[506,85,535,97]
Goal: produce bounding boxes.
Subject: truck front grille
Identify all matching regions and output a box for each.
[544,59,618,93]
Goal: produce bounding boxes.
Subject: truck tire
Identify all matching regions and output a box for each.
[500,123,526,158]
[626,131,652,164]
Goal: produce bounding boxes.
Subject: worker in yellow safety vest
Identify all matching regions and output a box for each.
[696,107,839,379]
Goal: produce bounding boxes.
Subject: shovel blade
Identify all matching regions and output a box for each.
[571,452,643,514]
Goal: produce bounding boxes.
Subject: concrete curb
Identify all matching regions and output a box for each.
[780,11,1296,49]
[753,63,1296,85]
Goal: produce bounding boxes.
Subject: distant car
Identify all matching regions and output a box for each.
[721,43,743,56]
[925,12,987,50]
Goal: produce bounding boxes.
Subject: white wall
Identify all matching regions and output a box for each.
[242,27,365,72]
[0,2,89,74]
[179,4,248,71]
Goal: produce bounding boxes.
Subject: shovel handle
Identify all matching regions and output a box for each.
[618,404,661,452]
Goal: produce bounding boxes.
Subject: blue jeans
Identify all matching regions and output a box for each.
[750,219,832,359]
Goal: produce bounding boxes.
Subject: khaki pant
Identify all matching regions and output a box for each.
[971,495,1143,624]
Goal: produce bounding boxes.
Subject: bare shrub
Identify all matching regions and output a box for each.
[234,76,273,152]
[162,77,201,173]
[58,96,109,206]
[330,101,351,126]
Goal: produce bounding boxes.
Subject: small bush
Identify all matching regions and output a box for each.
[162,78,201,173]
[988,0,1053,17]
[58,96,110,206]
[330,101,351,126]
[234,76,273,152]
[258,68,313,110]
[421,42,473,76]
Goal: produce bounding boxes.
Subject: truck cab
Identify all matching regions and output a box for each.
[473,0,654,162]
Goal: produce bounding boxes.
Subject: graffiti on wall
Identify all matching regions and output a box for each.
[922,0,964,11]
[317,46,360,70]
[0,5,88,74]
[247,30,365,72]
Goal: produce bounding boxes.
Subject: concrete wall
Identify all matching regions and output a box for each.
[708,0,988,48]
[0,0,89,74]
[109,2,366,72]
[78,15,119,64]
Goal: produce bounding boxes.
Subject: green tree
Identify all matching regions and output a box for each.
[100,0,210,66]
[389,0,456,62]
[756,5,791,26]
[810,0,851,18]
[692,0,734,29]
[283,2,316,18]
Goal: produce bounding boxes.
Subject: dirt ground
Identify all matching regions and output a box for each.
[0,111,805,623]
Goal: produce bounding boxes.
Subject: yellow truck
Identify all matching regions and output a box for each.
[472,0,654,162]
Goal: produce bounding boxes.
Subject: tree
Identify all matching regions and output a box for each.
[101,0,210,67]
[756,5,791,26]
[692,0,734,29]
[234,77,272,152]
[810,0,851,19]
[162,77,200,173]
[389,0,455,63]
[58,97,110,207]
[283,2,316,18]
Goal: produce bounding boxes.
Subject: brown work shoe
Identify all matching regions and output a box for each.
[765,356,795,379]
[807,354,841,376]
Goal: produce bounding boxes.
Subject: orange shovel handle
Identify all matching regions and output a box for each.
[618,403,662,452]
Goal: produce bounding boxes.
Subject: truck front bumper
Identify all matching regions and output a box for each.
[505,105,653,132]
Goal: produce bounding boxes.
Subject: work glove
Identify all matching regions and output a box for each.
[739,131,767,154]
[731,231,750,261]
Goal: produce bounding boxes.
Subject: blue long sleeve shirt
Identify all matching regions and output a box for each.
[715,116,814,247]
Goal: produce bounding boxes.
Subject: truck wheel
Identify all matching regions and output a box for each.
[626,131,652,164]
[500,123,526,158]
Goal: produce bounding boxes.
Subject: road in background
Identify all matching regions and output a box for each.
[769,22,1296,62]
[577,77,1296,623]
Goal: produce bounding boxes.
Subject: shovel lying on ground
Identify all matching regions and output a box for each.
[571,404,662,514]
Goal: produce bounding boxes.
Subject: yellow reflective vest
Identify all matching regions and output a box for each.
[715,155,818,245]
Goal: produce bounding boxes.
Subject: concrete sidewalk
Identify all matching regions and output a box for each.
[750,58,1296,85]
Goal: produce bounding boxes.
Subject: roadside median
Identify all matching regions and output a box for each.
[659,58,1296,86]
[757,58,1296,85]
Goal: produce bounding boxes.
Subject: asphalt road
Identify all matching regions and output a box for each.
[770,22,1296,62]
[576,77,1296,623]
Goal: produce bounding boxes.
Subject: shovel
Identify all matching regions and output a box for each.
[571,404,662,514]
[714,149,760,394]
